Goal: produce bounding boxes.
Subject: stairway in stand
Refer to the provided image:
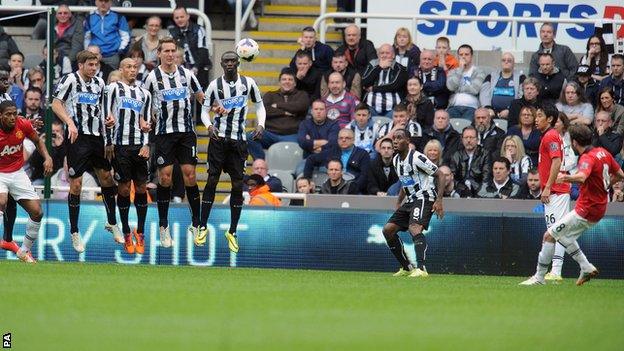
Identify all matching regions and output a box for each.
[198,0,341,200]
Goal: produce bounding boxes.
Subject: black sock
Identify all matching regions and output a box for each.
[186,185,200,227]
[200,181,216,227]
[101,186,118,225]
[229,190,243,234]
[68,193,81,233]
[134,192,148,234]
[412,233,427,270]
[386,234,412,270]
[156,184,171,228]
[3,195,16,242]
[117,195,131,234]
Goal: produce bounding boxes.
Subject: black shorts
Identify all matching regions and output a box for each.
[66,134,111,178]
[387,198,435,231]
[112,145,149,183]
[153,132,197,168]
[207,138,247,181]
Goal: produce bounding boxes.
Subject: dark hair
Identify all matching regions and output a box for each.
[462,125,477,136]
[297,177,311,185]
[407,76,423,86]
[76,50,99,64]
[311,99,325,107]
[24,86,43,98]
[379,138,393,146]
[279,67,296,79]
[457,44,473,55]
[585,34,609,75]
[597,87,616,112]
[0,100,17,114]
[327,158,343,170]
[538,52,554,62]
[247,174,266,186]
[558,112,570,131]
[333,48,346,58]
[541,22,557,34]
[10,51,24,61]
[302,26,315,33]
[127,47,145,59]
[355,102,369,112]
[536,102,559,127]
[173,6,188,13]
[394,128,412,139]
[492,156,511,170]
[568,124,593,147]
[612,53,624,63]
[528,168,539,176]
[392,103,408,113]
[295,50,312,61]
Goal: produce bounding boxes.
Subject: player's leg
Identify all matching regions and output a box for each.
[153,134,176,247]
[549,211,597,285]
[197,139,225,246]
[222,140,248,253]
[407,199,434,277]
[94,166,122,244]
[382,220,414,275]
[15,199,42,263]
[0,195,19,253]
[519,231,556,285]
[116,180,134,254]
[546,194,570,280]
[66,137,88,252]
[177,132,201,230]
[133,180,148,254]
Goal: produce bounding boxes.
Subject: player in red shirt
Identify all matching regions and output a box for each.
[521,125,624,286]
[0,101,53,263]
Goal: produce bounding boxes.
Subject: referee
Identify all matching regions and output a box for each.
[52,50,122,253]
[196,51,266,253]
[143,37,204,248]
[103,58,152,255]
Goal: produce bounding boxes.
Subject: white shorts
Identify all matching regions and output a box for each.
[547,210,595,242]
[544,193,571,228]
[0,169,39,201]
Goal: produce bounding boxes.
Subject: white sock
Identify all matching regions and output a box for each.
[550,242,565,275]
[536,241,555,280]
[21,218,40,252]
[563,241,591,272]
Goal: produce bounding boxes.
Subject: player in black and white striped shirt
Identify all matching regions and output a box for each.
[103,58,152,254]
[143,37,204,248]
[381,128,446,278]
[0,71,12,103]
[194,51,266,252]
[52,50,122,253]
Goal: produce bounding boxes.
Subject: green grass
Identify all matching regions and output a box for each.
[1,261,622,351]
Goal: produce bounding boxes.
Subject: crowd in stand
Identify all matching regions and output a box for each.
[0,2,623,204]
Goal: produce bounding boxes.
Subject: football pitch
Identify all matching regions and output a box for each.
[1,261,622,350]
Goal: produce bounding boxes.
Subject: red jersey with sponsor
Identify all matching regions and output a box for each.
[575,147,622,222]
[538,128,571,194]
[0,118,36,173]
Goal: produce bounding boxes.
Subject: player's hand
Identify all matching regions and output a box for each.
[27,116,44,130]
[433,198,444,219]
[251,125,264,140]
[105,145,115,162]
[68,123,78,144]
[211,105,228,115]
[556,173,567,184]
[138,145,150,159]
[207,125,219,140]
[43,156,54,176]
[541,186,551,204]
[105,115,115,129]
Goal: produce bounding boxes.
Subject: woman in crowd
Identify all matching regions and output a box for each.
[423,139,443,166]
[130,16,162,71]
[555,82,594,126]
[501,135,532,183]
[507,77,541,127]
[393,27,421,77]
[596,88,624,135]
[403,76,434,129]
[506,105,541,165]
[580,34,610,81]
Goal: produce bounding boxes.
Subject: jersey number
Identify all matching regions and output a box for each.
[602,164,611,191]
[545,214,556,225]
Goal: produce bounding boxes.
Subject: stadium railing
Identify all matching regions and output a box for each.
[234,0,259,44]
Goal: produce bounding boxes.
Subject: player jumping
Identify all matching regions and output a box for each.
[196,51,266,252]
[0,100,53,263]
[520,124,624,286]
[382,129,446,277]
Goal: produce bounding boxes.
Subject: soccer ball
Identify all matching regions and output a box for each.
[236,38,260,62]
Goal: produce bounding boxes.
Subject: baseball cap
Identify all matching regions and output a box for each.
[576,65,590,76]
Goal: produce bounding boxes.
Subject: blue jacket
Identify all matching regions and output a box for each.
[84,10,130,57]
[290,42,334,71]
[303,145,371,194]
[297,118,340,158]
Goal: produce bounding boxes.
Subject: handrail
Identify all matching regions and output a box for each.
[234,0,258,44]
[0,5,213,55]
[314,12,624,52]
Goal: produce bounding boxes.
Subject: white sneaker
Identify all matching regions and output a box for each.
[17,248,35,263]
[576,264,599,286]
[71,232,85,253]
[409,268,429,278]
[519,276,545,286]
[105,223,124,244]
[159,226,172,248]
[392,266,414,277]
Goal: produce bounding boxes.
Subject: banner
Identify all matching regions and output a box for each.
[2,201,623,278]
[367,0,624,53]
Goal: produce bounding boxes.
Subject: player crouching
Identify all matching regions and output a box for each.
[0,101,53,263]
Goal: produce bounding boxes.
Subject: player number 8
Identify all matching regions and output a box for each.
[555,224,565,232]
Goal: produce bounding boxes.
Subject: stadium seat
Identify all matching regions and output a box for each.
[271,169,294,192]
[479,65,497,77]
[372,116,392,130]
[266,142,303,172]
[311,171,328,192]
[493,118,508,132]
[450,118,472,133]
[24,54,41,69]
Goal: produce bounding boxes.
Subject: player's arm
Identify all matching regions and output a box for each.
[541,156,562,204]
[396,187,405,209]
[200,84,220,139]
[251,81,266,140]
[432,167,446,219]
[558,171,588,184]
[51,75,79,143]
[190,71,205,105]
[102,84,116,146]
[27,131,53,176]
[138,91,152,159]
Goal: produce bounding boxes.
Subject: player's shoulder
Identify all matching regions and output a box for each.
[16,117,33,130]
[241,75,259,86]
[543,128,560,141]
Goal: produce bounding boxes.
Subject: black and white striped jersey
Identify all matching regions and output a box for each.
[53,72,106,136]
[0,93,11,103]
[203,75,263,141]
[392,149,438,203]
[103,81,152,146]
[143,65,202,135]
[347,120,380,154]
[365,70,403,114]
[377,120,422,140]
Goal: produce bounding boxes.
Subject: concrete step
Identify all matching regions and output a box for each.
[240,70,280,85]
[254,42,300,58]
[270,0,336,6]
[258,16,334,32]
[264,4,336,16]
[248,30,342,43]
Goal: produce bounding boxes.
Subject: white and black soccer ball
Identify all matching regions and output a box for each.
[236,38,260,62]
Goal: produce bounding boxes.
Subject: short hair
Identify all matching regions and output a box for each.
[10,51,24,61]
[407,76,423,86]
[24,86,43,98]
[612,54,624,63]
[394,127,412,139]
[333,48,346,58]
[436,36,450,46]
[536,102,559,127]
[279,67,296,79]
[76,50,99,64]
[541,22,556,34]
[173,6,188,13]
[538,52,554,62]
[302,26,315,33]
[568,124,593,147]
[493,156,511,170]
[247,174,266,186]
[379,138,393,147]
[522,76,541,90]
[457,44,473,55]
[157,37,177,52]
[393,103,408,113]
[327,158,343,170]
[27,66,44,79]
[127,47,145,59]
[0,100,17,114]
[296,177,311,185]
[355,102,369,112]
[295,50,312,61]
[462,125,477,136]
[528,168,539,176]
[311,99,325,107]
